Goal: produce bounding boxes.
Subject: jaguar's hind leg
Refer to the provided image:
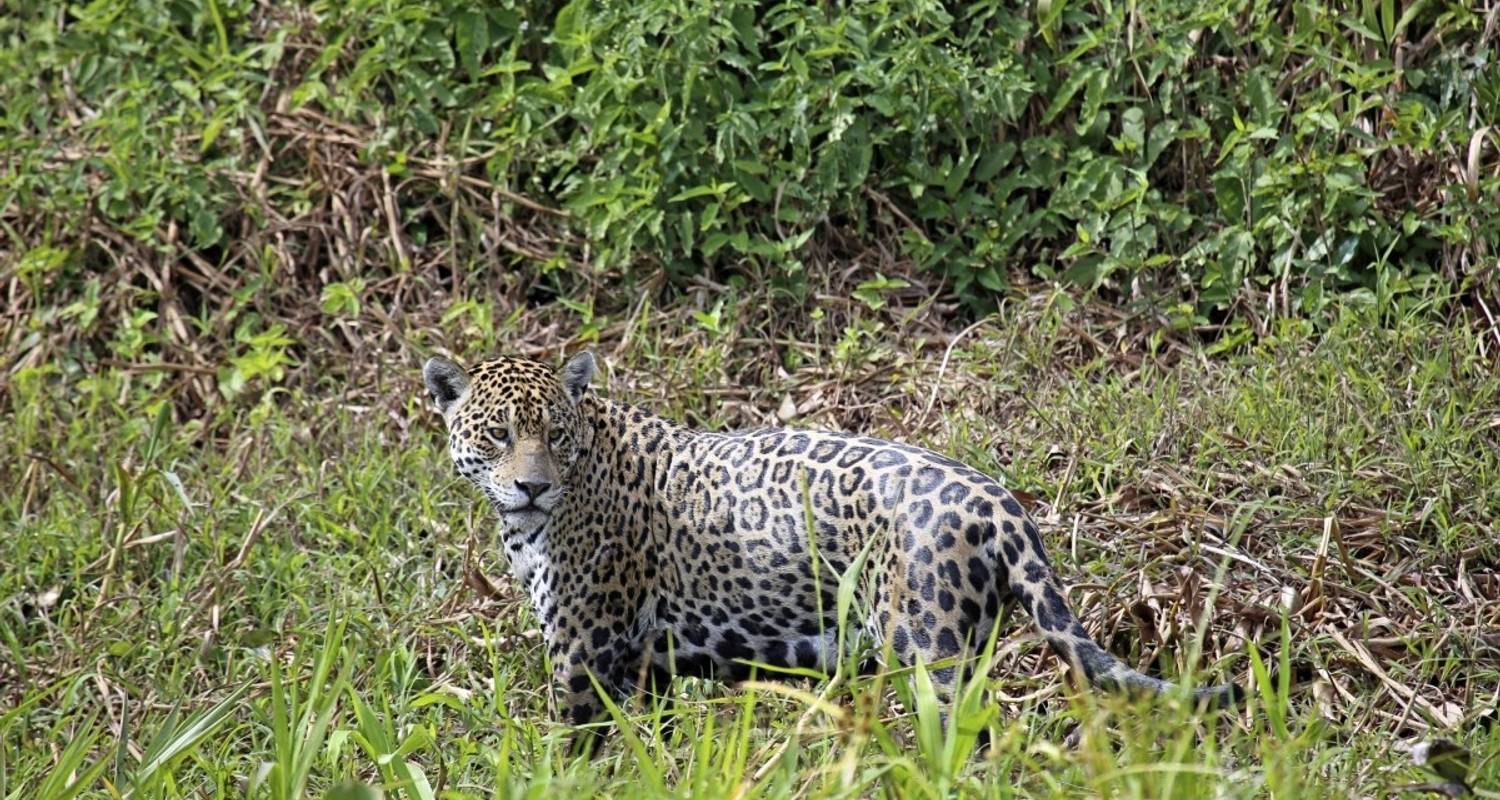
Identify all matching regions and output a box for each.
[866,545,1012,704]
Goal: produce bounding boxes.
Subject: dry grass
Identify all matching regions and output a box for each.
[15,267,1500,797]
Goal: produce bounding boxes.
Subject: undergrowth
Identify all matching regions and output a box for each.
[2,0,1497,357]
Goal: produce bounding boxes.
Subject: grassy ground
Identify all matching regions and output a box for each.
[3,294,1499,798]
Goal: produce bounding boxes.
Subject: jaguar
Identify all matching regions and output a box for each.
[423,350,1236,729]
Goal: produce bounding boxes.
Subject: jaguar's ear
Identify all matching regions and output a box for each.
[560,350,596,405]
[422,356,469,415]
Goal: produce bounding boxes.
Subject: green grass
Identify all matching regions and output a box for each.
[3,299,1498,798]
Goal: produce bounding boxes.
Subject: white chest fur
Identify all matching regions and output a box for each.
[501,522,556,633]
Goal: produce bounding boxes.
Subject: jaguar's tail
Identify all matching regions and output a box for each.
[1006,546,1239,708]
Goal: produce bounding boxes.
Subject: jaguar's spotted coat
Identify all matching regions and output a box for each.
[423,351,1235,728]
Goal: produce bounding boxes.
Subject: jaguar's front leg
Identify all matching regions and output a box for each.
[546,608,643,754]
[552,643,625,726]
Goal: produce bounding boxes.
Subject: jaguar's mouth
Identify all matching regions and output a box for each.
[499,503,550,517]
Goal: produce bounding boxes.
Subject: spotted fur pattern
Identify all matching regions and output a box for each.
[423,352,1236,727]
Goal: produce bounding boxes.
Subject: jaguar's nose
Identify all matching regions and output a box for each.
[515,480,552,500]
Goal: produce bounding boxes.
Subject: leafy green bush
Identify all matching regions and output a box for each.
[2,0,1495,342]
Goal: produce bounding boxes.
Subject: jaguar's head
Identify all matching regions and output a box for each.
[422,351,596,521]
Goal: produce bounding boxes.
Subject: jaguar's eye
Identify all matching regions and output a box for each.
[486,427,510,447]
[548,428,567,447]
